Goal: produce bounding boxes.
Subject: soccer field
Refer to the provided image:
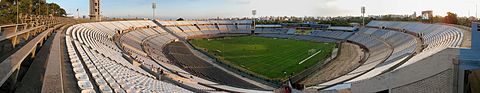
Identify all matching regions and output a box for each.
[190,36,336,80]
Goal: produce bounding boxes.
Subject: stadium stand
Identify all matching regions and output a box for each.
[254,25,288,34]
[7,18,462,92]
[63,20,274,93]
[65,21,192,93]
[303,21,463,91]
[366,21,463,69]
[158,20,252,39]
[367,21,463,51]
[310,30,354,39]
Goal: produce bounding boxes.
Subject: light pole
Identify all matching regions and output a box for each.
[76,9,80,19]
[252,10,257,31]
[152,0,157,20]
[361,6,365,26]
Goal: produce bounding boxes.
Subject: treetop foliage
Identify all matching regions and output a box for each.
[0,0,66,24]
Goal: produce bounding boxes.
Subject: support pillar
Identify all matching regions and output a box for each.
[8,69,19,92]
[11,36,18,48]
[31,46,36,58]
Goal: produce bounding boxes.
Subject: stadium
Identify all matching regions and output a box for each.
[1,0,480,93]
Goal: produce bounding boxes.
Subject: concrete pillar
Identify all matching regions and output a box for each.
[8,69,19,92]
[452,57,460,93]
[11,36,18,48]
[31,46,36,58]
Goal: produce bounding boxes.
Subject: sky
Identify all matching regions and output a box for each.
[47,0,480,19]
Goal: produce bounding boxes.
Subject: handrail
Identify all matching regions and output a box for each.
[0,26,45,41]
[0,24,63,86]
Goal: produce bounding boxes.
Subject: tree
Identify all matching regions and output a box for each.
[47,3,67,16]
[443,12,458,24]
[0,1,67,24]
[176,18,184,21]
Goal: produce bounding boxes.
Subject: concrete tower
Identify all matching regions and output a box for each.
[90,0,100,21]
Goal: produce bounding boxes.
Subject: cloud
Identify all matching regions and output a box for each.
[312,0,351,16]
[233,1,250,5]
[313,6,351,16]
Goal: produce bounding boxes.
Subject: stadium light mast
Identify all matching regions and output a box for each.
[152,0,157,20]
[76,9,80,19]
[252,10,257,31]
[361,6,366,26]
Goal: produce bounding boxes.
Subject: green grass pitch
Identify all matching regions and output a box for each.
[190,36,336,80]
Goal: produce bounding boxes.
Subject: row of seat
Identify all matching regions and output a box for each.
[310,30,354,39]
[66,21,192,93]
[254,28,288,34]
[157,20,251,26]
[346,28,417,82]
[119,27,169,73]
[367,21,463,51]
[160,21,252,38]
[308,21,463,90]
[104,21,227,92]
[304,27,415,88]
[256,33,339,43]
[366,21,464,71]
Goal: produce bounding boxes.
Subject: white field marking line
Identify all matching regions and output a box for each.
[298,50,322,64]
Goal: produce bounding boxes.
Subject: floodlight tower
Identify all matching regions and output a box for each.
[77,9,80,19]
[252,10,257,31]
[152,0,157,20]
[361,6,366,26]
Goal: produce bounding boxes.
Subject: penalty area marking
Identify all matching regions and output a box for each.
[298,50,322,64]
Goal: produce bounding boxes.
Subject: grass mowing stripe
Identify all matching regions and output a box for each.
[190,36,336,80]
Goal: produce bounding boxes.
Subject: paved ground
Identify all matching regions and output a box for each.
[42,25,71,93]
[460,27,472,48]
[14,33,56,93]
[299,43,364,86]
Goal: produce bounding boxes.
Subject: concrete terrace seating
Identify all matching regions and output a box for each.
[306,27,419,89]
[72,20,464,92]
[366,21,463,70]
[256,33,338,43]
[367,21,463,50]
[158,20,252,38]
[254,28,289,34]
[66,21,192,93]
[307,21,463,90]
[310,30,354,39]
[120,28,168,73]
[67,20,273,93]
[346,28,417,82]
[310,33,392,87]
